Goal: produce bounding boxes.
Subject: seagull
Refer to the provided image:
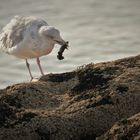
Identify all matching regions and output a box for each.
[0,16,67,81]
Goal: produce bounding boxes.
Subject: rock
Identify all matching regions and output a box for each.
[0,55,140,140]
[96,113,140,140]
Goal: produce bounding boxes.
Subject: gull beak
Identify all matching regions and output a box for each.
[55,39,66,46]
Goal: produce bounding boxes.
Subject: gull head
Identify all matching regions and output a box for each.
[39,26,66,46]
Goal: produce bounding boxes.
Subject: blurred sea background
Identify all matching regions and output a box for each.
[0,0,140,88]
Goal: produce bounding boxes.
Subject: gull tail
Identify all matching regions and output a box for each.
[0,32,8,53]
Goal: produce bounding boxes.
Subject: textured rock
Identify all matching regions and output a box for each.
[0,55,140,140]
[96,113,140,140]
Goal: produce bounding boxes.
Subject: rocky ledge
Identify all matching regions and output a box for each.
[0,55,140,140]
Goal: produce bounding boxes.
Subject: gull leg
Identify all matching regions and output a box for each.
[36,57,44,76]
[25,59,33,81]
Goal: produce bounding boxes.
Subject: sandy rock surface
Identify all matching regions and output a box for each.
[0,55,140,140]
[97,113,140,140]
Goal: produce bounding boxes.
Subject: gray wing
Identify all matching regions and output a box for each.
[0,16,48,51]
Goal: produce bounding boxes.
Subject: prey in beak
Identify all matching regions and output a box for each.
[57,41,69,60]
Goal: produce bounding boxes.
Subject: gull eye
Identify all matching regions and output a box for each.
[48,35,53,39]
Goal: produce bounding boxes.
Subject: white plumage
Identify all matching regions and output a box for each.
[0,16,67,80]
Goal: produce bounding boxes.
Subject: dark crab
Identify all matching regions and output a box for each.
[57,41,69,60]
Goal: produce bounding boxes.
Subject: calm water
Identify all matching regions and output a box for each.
[0,0,140,88]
